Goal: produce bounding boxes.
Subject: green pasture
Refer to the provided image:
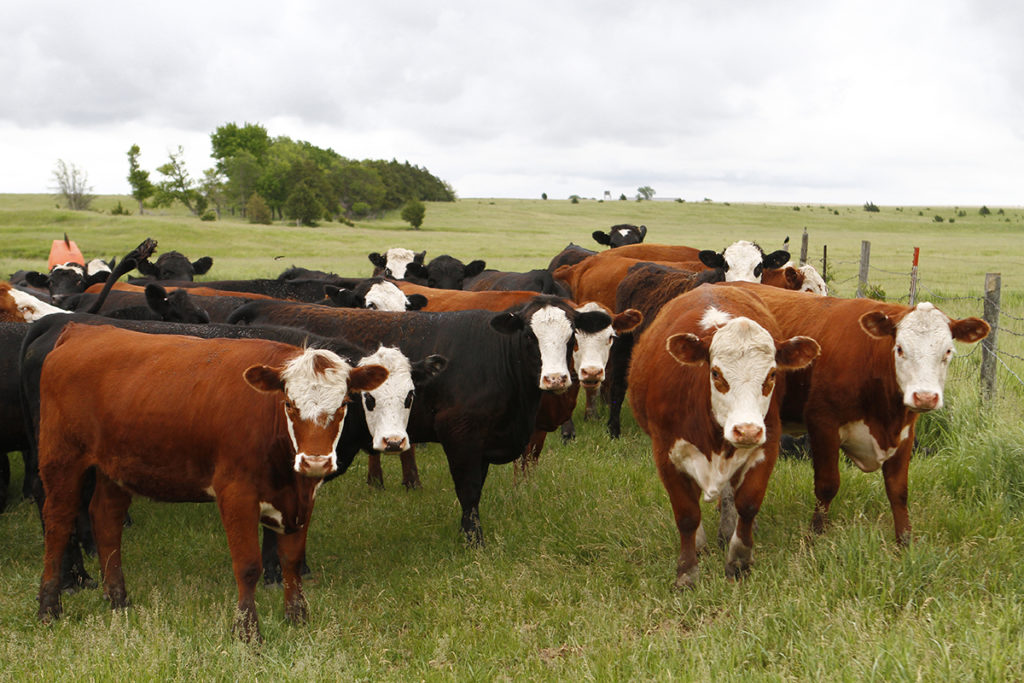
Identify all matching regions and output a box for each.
[1,195,1023,680]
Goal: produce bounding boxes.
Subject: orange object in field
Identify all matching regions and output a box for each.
[48,235,85,269]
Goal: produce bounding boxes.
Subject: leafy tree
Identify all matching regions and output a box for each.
[541,192,548,200]
[126,144,154,214]
[637,186,655,200]
[222,151,263,217]
[153,146,202,215]
[210,122,270,174]
[284,179,324,226]
[246,193,273,224]
[401,197,426,229]
[199,169,227,219]
[52,159,95,210]
[979,205,991,216]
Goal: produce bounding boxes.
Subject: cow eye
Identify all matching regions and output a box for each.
[404,390,415,409]
[754,264,763,277]
[896,345,904,357]
[364,394,376,411]
[366,302,378,310]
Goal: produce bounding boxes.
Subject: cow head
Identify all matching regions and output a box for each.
[358,346,448,452]
[244,348,388,477]
[572,302,643,388]
[407,254,486,290]
[860,302,989,412]
[697,240,790,283]
[144,284,211,323]
[0,282,68,322]
[368,248,426,280]
[137,251,214,281]
[324,280,428,311]
[24,262,110,306]
[668,309,819,450]
[592,224,647,248]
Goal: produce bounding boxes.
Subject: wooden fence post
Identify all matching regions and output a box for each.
[981,273,1001,401]
[908,247,920,306]
[799,228,808,266]
[822,245,827,283]
[856,240,870,298]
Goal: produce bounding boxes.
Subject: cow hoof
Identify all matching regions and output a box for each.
[673,566,699,590]
[105,588,130,610]
[725,560,751,581]
[285,597,309,624]
[262,567,283,586]
[402,478,422,490]
[37,581,62,622]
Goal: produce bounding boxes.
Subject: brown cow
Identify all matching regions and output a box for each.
[35,323,387,641]
[723,283,989,543]
[0,282,68,322]
[395,280,540,312]
[629,285,819,587]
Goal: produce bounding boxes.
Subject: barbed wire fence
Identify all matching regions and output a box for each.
[801,235,1024,401]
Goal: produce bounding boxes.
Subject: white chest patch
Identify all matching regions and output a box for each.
[668,437,765,502]
[838,420,911,472]
[259,501,285,532]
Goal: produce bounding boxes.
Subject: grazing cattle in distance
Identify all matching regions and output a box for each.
[406,254,487,290]
[1,282,69,322]
[134,251,214,281]
[463,268,572,297]
[321,278,428,311]
[23,263,110,307]
[628,285,819,587]
[368,247,427,281]
[547,243,597,272]
[34,323,387,641]
[592,224,647,248]
[723,283,990,543]
[227,296,613,543]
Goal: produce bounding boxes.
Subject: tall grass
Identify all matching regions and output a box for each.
[1,195,1022,679]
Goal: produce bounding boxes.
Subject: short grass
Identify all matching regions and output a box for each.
[1,195,1023,680]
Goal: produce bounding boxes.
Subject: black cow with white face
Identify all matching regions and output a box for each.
[368,248,427,282]
[135,251,214,281]
[321,278,428,311]
[24,263,110,307]
[697,240,790,282]
[227,295,612,544]
[406,254,487,290]
[592,224,647,249]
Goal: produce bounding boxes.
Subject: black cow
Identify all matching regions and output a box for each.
[0,322,31,510]
[368,248,427,282]
[321,278,428,311]
[227,296,612,544]
[406,255,486,290]
[144,278,338,303]
[99,284,211,323]
[24,263,110,307]
[546,243,597,272]
[463,268,571,297]
[592,224,647,248]
[135,251,213,281]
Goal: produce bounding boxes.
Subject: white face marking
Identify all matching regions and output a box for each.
[364,281,410,311]
[837,420,911,472]
[617,228,632,238]
[7,287,70,321]
[572,302,614,385]
[706,317,777,446]
[85,259,111,276]
[52,263,85,277]
[529,305,574,391]
[259,501,285,532]
[700,306,734,331]
[384,248,417,279]
[668,437,766,502]
[279,348,353,474]
[721,240,764,282]
[359,346,415,452]
[798,264,828,295]
[892,303,955,411]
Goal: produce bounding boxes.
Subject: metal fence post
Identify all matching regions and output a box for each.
[981,273,1001,401]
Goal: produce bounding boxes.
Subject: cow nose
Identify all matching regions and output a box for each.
[541,373,570,392]
[297,454,334,477]
[382,436,407,452]
[579,367,604,386]
[912,391,939,411]
[730,423,764,446]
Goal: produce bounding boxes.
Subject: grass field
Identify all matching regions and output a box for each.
[1,195,1023,680]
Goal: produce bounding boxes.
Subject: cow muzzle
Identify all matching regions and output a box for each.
[578,367,604,388]
[375,435,409,453]
[295,454,336,477]
[729,423,765,447]
[541,373,570,393]
[907,391,941,412]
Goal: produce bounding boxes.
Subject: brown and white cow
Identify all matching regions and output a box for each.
[629,285,819,587]
[35,323,387,641]
[724,283,989,543]
[0,282,69,322]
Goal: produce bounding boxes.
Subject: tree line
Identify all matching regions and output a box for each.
[121,122,455,225]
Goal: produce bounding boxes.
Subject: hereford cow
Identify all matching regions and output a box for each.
[34,323,387,641]
[368,247,427,281]
[724,283,989,543]
[629,285,819,587]
[227,296,613,544]
[592,223,647,248]
[134,250,214,281]
[1,282,68,322]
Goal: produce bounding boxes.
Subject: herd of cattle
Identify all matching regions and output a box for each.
[0,223,990,641]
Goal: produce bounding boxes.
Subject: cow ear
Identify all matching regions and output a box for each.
[576,310,613,334]
[244,365,285,393]
[412,354,448,385]
[950,317,990,344]
[348,364,389,393]
[192,257,214,275]
[666,333,709,365]
[775,336,820,370]
[87,270,110,286]
[465,260,486,278]
[699,250,726,269]
[414,250,427,264]
[592,230,611,246]
[762,250,791,269]
[490,311,525,335]
[144,284,171,315]
[406,262,428,279]
[860,311,897,338]
[405,294,428,311]
[24,271,50,288]
[326,286,363,309]
[136,259,157,277]
[613,308,643,334]
[636,225,647,241]
[368,252,386,268]
[783,266,803,290]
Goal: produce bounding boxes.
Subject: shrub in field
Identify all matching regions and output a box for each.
[401,197,425,229]
[200,209,216,221]
[110,201,131,216]
[934,215,944,223]
[863,201,880,212]
[349,201,371,219]
[246,193,272,224]
[284,181,324,226]
[980,205,991,216]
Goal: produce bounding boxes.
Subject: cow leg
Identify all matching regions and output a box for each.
[276,527,310,624]
[21,452,36,502]
[367,452,384,488]
[559,418,576,442]
[882,431,915,545]
[655,454,702,589]
[261,527,282,585]
[90,472,133,609]
[807,425,842,534]
[217,491,262,642]
[606,334,634,439]
[0,453,8,511]
[447,456,488,546]
[725,458,775,581]
[37,462,90,622]
[399,447,421,490]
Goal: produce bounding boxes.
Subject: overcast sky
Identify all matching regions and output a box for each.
[3,0,1021,205]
